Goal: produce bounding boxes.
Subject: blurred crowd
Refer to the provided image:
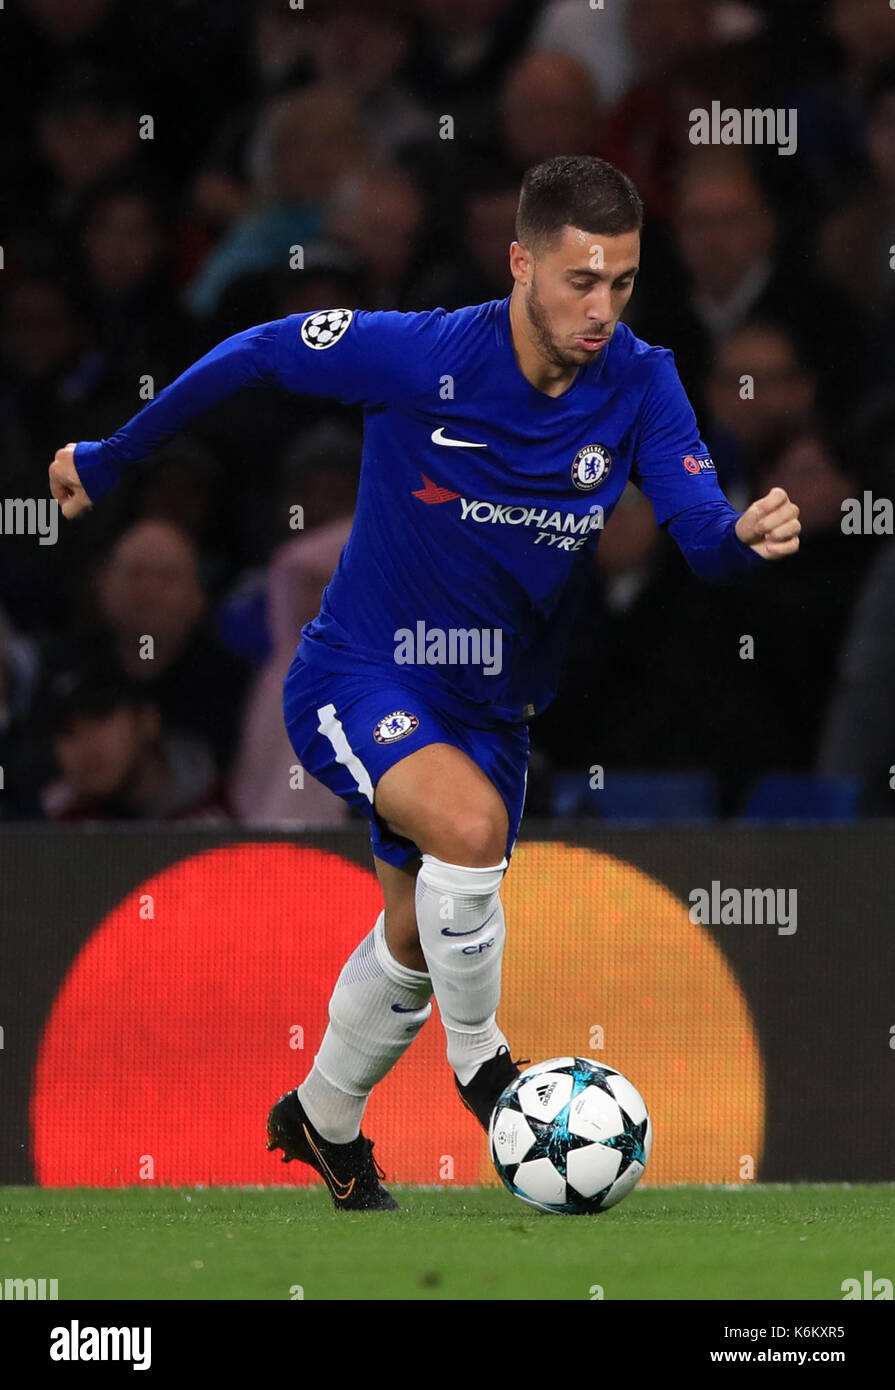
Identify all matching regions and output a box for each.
[2,0,895,824]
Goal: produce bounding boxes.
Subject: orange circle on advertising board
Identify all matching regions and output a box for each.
[494,842,764,1185]
[31,842,763,1186]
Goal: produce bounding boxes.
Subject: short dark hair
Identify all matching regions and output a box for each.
[515,156,643,254]
[40,665,154,737]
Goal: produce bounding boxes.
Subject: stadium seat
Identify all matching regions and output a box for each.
[552,770,717,822]
[739,774,860,822]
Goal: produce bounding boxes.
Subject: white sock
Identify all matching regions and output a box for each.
[297,911,433,1143]
[414,853,509,1086]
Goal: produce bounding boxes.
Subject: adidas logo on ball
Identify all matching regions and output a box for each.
[535,1081,558,1107]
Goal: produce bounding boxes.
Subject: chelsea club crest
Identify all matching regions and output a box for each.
[571,443,612,491]
[373,711,420,744]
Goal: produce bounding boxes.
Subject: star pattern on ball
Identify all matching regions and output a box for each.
[527,1072,646,1179]
[498,1061,650,1213]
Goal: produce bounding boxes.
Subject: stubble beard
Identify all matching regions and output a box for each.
[525,274,582,373]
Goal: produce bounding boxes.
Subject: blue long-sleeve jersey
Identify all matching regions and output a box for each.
[74,298,764,726]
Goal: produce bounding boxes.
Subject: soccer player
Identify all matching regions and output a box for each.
[49,156,800,1210]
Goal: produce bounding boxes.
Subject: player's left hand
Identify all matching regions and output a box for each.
[49,443,92,520]
[735,486,801,560]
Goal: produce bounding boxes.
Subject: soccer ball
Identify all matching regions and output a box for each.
[489,1056,652,1215]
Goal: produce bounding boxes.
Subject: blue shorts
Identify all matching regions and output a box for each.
[282,652,530,869]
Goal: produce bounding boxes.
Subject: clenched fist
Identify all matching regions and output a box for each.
[735,486,801,560]
[49,444,92,519]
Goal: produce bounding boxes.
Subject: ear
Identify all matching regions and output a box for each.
[509,240,532,285]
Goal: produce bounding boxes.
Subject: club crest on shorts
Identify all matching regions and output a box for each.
[373,710,420,744]
[300,308,354,350]
[571,443,612,491]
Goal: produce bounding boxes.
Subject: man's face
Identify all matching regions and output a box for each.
[98,521,204,648]
[55,706,156,799]
[39,103,135,190]
[674,174,774,297]
[3,281,81,377]
[830,0,895,65]
[512,225,640,371]
[327,177,421,283]
[761,437,852,536]
[84,194,162,293]
[708,326,815,445]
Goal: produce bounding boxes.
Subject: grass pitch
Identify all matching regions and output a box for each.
[1,1185,891,1301]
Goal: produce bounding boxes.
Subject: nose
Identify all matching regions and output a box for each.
[585,286,612,325]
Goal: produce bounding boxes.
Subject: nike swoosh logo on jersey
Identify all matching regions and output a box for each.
[390,1003,417,1012]
[441,908,498,938]
[431,427,487,448]
[302,1124,356,1200]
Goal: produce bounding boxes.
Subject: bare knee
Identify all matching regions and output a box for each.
[421,810,507,867]
[375,744,508,868]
